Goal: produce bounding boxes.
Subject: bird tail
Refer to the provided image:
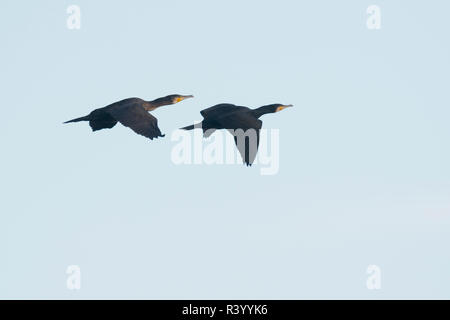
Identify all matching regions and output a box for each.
[180,122,201,130]
[64,115,89,124]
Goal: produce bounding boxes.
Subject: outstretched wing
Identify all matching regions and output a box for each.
[217,113,262,166]
[107,104,164,140]
[89,112,118,131]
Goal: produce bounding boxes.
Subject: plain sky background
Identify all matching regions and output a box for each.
[1,0,449,299]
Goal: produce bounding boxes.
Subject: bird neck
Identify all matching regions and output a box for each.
[145,97,172,111]
[252,105,275,118]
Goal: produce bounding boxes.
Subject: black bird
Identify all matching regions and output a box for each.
[64,94,194,140]
[180,103,293,165]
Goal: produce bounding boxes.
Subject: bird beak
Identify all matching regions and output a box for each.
[174,95,194,103]
[276,104,293,112]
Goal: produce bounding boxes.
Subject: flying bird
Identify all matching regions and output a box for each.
[64,94,194,140]
[180,103,292,165]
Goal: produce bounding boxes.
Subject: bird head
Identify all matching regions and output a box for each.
[169,94,194,104]
[270,103,294,113]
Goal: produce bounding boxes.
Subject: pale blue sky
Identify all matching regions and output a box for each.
[1,0,450,299]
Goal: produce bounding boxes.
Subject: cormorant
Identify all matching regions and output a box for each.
[64,94,194,140]
[180,103,293,165]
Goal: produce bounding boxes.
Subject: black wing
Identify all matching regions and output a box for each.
[200,103,249,119]
[107,104,164,140]
[89,111,118,131]
[215,112,262,166]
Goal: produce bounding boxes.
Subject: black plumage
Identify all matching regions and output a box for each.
[181,103,292,165]
[64,94,193,140]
